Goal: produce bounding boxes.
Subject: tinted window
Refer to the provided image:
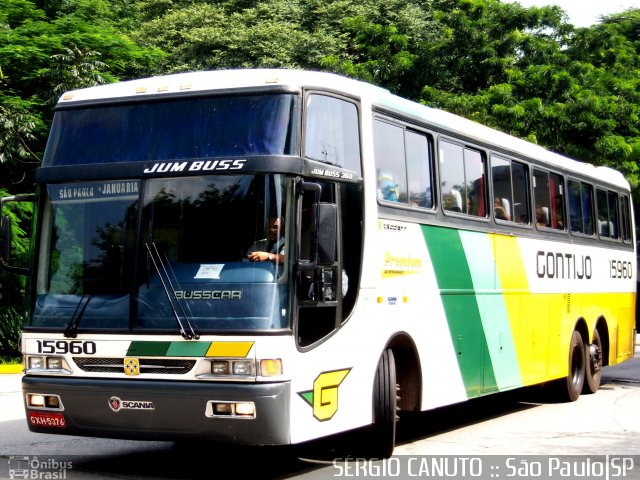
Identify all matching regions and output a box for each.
[373,120,407,202]
[491,155,529,224]
[373,119,433,208]
[440,140,486,217]
[534,169,564,230]
[568,180,594,235]
[44,94,299,166]
[406,131,433,208]
[305,95,361,173]
[596,188,620,239]
[621,195,632,242]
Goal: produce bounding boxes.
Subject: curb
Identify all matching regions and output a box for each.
[0,364,23,374]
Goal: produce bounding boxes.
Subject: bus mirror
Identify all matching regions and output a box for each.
[297,182,321,271]
[0,214,11,264]
[317,203,337,265]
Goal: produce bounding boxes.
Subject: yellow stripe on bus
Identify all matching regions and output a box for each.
[492,234,636,384]
[205,341,254,358]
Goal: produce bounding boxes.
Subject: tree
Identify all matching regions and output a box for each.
[48,45,110,105]
[0,0,163,192]
[420,2,640,196]
[0,0,163,358]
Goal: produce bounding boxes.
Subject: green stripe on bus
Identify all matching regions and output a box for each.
[166,341,211,357]
[126,341,172,356]
[422,225,498,397]
[126,341,212,357]
[459,231,522,390]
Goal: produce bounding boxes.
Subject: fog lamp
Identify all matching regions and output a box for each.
[28,394,46,408]
[234,402,255,417]
[213,403,233,415]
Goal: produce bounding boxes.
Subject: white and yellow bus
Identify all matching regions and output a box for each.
[2,69,635,458]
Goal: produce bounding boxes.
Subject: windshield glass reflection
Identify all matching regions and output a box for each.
[31,175,290,333]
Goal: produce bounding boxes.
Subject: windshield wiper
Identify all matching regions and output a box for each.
[145,242,199,340]
[64,292,92,338]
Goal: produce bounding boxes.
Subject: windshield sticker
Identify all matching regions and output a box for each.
[50,181,139,203]
[195,264,224,279]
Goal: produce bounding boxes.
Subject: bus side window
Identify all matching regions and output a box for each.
[550,172,565,230]
[581,183,595,235]
[621,194,632,242]
[464,148,486,217]
[406,130,433,208]
[491,155,529,224]
[568,180,595,236]
[596,189,609,236]
[440,139,486,217]
[305,94,361,174]
[568,181,581,232]
[373,120,407,203]
[440,141,464,213]
[534,169,564,230]
[608,190,620,239]
[512,161,529,224]
[596,188,620,239]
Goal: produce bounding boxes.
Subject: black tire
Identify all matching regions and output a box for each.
[367,349,398,459]
[583,329,603,394]
[562,330,586,402]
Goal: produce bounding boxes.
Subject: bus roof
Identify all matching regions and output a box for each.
[58,69,629,191]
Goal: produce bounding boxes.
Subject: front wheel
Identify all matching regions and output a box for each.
[583,329,603,394]
[366,349,398,459]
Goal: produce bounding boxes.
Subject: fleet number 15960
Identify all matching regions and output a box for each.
[36,340,96,355]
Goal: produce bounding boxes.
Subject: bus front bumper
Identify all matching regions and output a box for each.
[22,376,290,445]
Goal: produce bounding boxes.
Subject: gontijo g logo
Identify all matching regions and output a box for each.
[298,368,351,421]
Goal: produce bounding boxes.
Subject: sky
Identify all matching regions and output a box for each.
[513,0,640,27]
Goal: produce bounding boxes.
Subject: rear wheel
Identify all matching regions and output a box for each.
[367,349,398,459]
[583,329,603,394]
[562,330,586,402]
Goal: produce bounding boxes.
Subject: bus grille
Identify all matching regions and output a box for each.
[73,357,196,374]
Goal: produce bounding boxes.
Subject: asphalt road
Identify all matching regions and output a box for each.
[0,349,638,480]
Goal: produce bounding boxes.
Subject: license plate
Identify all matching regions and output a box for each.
[28,411,67,428]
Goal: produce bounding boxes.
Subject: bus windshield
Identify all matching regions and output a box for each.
[30,175,290,333]
[43,94,299,166]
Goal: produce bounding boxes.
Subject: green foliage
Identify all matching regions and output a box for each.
[1,1,640,311]
[2,0,637,199]
[0,306,22,358]
[0,186,32,358]
[0,0,164,184]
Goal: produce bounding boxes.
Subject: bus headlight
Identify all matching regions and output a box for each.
[28,356,44,370]
[205,358,281,379]
[209,359,256,377]
[211,361,230,375]
[46,357,63,370]
[25,356,71,374]
[232,360,254,376]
